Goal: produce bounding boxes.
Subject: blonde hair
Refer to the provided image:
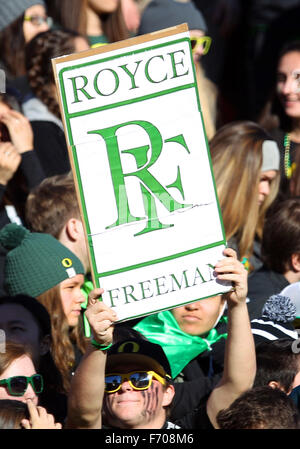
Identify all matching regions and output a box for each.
[210,121,280,263]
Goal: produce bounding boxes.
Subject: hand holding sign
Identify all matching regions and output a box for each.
[85,288,117,347]
[214,248,248,306]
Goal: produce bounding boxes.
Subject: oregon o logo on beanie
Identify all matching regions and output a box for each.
[62,258,77,278]
[62,258,73,268]
[118,341,140,353]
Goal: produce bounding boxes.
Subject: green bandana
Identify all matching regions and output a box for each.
[134,310,227,378]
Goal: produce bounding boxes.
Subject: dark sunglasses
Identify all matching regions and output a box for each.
[105,370,166,393]
[0,374,44,396]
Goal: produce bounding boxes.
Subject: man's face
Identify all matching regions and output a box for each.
[104,363,174,429]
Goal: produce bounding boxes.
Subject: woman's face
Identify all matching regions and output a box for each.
[258,170,277,205]
[277,51,300,119]
[0,355,38,405]
[23,4,50,43]
[171,296,225,336]
[59,274,85,327]
[88,0,119,15]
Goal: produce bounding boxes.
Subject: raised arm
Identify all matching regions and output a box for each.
[66,288,117,429]
[1,109,34,154]
[206,248,256,428]
[1,109,45,187]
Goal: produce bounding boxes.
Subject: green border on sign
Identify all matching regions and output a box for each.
[58,36,227,289]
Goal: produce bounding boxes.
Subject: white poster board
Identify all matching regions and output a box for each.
[52,24,231,322]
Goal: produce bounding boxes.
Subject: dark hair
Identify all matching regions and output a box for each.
[25,172,80,238]
[254,339,300,393]
[261,198,300,273]
[217,386,300,429]
[0,400,29,429]
[0,15,26,77]
[101,3,129,43]
[25,29,88,119]
[45,0,87,35]
[45,0,129,43]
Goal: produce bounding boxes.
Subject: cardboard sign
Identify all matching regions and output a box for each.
[52,24,231,322]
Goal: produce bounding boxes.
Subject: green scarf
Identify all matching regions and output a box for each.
[134,310,227,378]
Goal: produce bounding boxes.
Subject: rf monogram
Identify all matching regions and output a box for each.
[88,120,191,236]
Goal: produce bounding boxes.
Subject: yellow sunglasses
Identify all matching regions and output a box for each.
[105,370,167,393]
[190,36,212,55]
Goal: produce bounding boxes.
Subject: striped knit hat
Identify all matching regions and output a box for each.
[251,295,298,344]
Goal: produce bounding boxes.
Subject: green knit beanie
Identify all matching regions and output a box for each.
[0,223,85,298]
